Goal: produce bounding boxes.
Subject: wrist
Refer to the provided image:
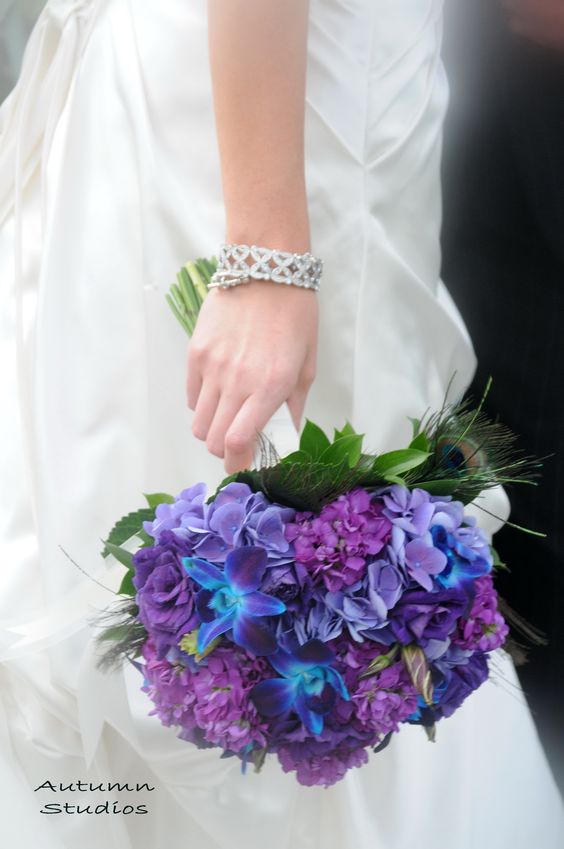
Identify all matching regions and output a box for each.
[224,183,310,254]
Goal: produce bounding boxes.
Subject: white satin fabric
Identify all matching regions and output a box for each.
[0,1,563,847]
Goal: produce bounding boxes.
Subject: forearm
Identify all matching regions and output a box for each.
[207,0,310,253]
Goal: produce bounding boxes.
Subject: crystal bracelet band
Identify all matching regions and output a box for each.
[208,244,323,292]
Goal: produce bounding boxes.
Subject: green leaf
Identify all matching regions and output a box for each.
[102,507,155,557]
[299,420,331,459]
[412,479,462,497]
[359,644,400,679]
[491,546,508,571]
[408,417,422,439]
[118,570,136,597]
[409,431,430,453]
[280,450,311,464]
[333,421,357,441]
[136,528,155,548]
[104,542,134,572]
[401,644,434,706]
[143,492,175,509]
[319,434,364,468]
[371,449,430,479]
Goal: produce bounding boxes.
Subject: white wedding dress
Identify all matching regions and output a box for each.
[0,1,563,848]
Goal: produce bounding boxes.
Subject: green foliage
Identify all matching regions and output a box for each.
[117,570,136,597]
[104,542,134,571]
[144,492,174,508]
[166,257,217,337]
[371,448,430,480]
[102,507,155,557]
[299,420,331,458]
[359,644,400,680]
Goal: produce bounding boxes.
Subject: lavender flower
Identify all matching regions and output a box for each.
[381,485,435,537]
[323,582,389,642]
[145,483,296,567]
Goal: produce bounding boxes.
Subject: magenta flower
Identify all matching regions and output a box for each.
[351,661,419,738]
[286,489,392,592]
[453,575,509,652]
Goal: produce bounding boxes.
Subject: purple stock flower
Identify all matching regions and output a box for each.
[387,587,469,646]
[286,488,392,592]
[134,534,199,659]
[183,547,286,656]
[277,740,368,787]
[141,639,270,753]
[351,661,419,738]
[453,575,509,652]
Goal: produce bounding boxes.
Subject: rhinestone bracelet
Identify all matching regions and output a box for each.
[208,244,323,292]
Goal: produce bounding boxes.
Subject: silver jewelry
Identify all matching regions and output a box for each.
[208,244,323,292]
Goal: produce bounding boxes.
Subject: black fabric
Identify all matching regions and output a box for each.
[442,1,564,797]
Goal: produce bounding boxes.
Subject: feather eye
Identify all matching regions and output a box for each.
[436,437,487,474]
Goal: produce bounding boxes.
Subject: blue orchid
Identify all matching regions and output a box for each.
[182,546,286,656]
[431,524,492,589]
[251,640,349,735]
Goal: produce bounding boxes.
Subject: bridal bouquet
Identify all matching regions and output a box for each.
[97,260,538,787]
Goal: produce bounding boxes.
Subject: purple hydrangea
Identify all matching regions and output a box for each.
[381,485,435,537]
[453,575,509,652]
[285,489,392,592]
[134,531,199,659]
[144,483,296,567]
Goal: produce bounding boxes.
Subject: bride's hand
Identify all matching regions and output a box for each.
[187,281,318,474]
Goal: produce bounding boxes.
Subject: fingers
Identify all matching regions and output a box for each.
[206,388,251,458]
[223,394,281,474]
[192,381,220,441]
[186,356,202,411]
[287,341,317,431]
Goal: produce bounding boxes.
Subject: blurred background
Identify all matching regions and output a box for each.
[1,0,562,799]
[0,0,44,102]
